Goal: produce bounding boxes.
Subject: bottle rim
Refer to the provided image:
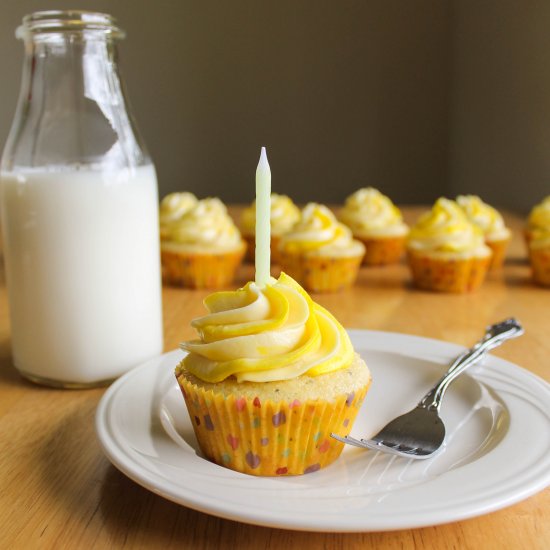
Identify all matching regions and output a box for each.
[16,10,125,40]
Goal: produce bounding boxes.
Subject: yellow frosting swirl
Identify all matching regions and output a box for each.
[180,272,354,383]
[241,193,300,236]
[163,198,243,252]
[160,192,198,224]
[456,195,510,241]
[340,187,408,237]
[159,192,198,239]
[528,196,550,231]
[408,198,490,255]
[279,203,365,258]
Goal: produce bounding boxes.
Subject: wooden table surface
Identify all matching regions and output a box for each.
[0,207,549,549]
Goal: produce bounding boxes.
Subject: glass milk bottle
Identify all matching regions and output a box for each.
[0,11,163,387]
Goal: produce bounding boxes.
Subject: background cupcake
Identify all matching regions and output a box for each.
[159,192,198,240]
[456,195,511,269]
[529,228,550,287]
[339,187,409,265]
[407,198,492,292]
[241,193,300,263]
[161,198,246,288]
[526,196,550,244]
[278,203,365,292]
[176,272,371,476]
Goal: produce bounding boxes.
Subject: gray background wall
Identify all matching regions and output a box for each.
[449,1,550,211]
[0,1,548,212]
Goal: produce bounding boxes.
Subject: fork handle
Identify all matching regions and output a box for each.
[419,318,523,411]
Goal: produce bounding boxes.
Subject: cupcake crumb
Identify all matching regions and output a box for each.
[176,353,370,403]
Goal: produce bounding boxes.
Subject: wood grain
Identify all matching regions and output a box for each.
[0,208,548,549]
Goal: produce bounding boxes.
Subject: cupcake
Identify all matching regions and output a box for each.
[526,196,550,244]
[456,195,511,269]
[161,198,246,288]
[175,272,372,476]
[339,187,409,265]
[241,193,300,264]
[529,229,550,286]
[159,192,198,240]
[278,203,365,293]
[407,198,492,293]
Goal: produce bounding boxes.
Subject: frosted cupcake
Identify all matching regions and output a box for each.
[526,196,550,244]
[175,272,371,476]
[456,195,511,269]
[241,193,300,264]
[339,187,409,265]
[161,198,246,288]
[159,192,198,240]
[278,203,365,293]
[407,198,492,293]
[528,229,550,286]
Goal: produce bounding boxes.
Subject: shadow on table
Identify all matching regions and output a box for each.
[32,368,439,548]
[33,396,297,548]
[97,465,370,548]
[502,271,534,287]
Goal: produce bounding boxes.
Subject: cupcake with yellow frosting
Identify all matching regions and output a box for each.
[526,197,550,285]
[175,272,371,476]
[407,198,492,293]
[529,229,550,286]
[339,187,409,265]
[278,203,365,293]
[526,196,550,244]
[456,195,511,269]
[241,193,300,264]
[161,198,246,288]
[159,192,198,240]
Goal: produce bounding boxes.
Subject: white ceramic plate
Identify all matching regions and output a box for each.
[96,330,550,532]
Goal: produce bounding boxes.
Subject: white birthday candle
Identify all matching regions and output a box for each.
[255,147,271,286]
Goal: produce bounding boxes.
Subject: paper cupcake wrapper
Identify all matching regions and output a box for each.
[177,376,369,476]
[524,228,534,247]
[161,244,245,289]
[279,252,363,293]
[355,235,407,266]
[529,247,550,286]
[486,236,510,270]
[243,234,282,264]
[407,251,491,293]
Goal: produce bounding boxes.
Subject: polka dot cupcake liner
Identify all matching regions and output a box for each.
[161,244,246,289]
[278,252,363,293]
[407,250,491,293]
[176,376,370,476]
[355,235,407,266]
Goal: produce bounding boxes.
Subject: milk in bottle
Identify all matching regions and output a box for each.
[0,11,164,386]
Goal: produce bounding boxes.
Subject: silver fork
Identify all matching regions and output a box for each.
[331,318,524,459]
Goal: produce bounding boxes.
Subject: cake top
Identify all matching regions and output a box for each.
[408,198,489,254]
[241,193,300,236]
[279,203,365,258]
[180,272,354,383]
[528,196,550,231]
[340,187,408,237]
[456,195,510,240]
[165,198,243,251]
[159,192,198,225]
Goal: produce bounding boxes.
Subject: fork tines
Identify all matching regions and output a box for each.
[331,433,434,458]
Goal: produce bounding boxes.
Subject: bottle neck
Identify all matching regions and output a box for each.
[16,10,125,39]
[3,15,148,172]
